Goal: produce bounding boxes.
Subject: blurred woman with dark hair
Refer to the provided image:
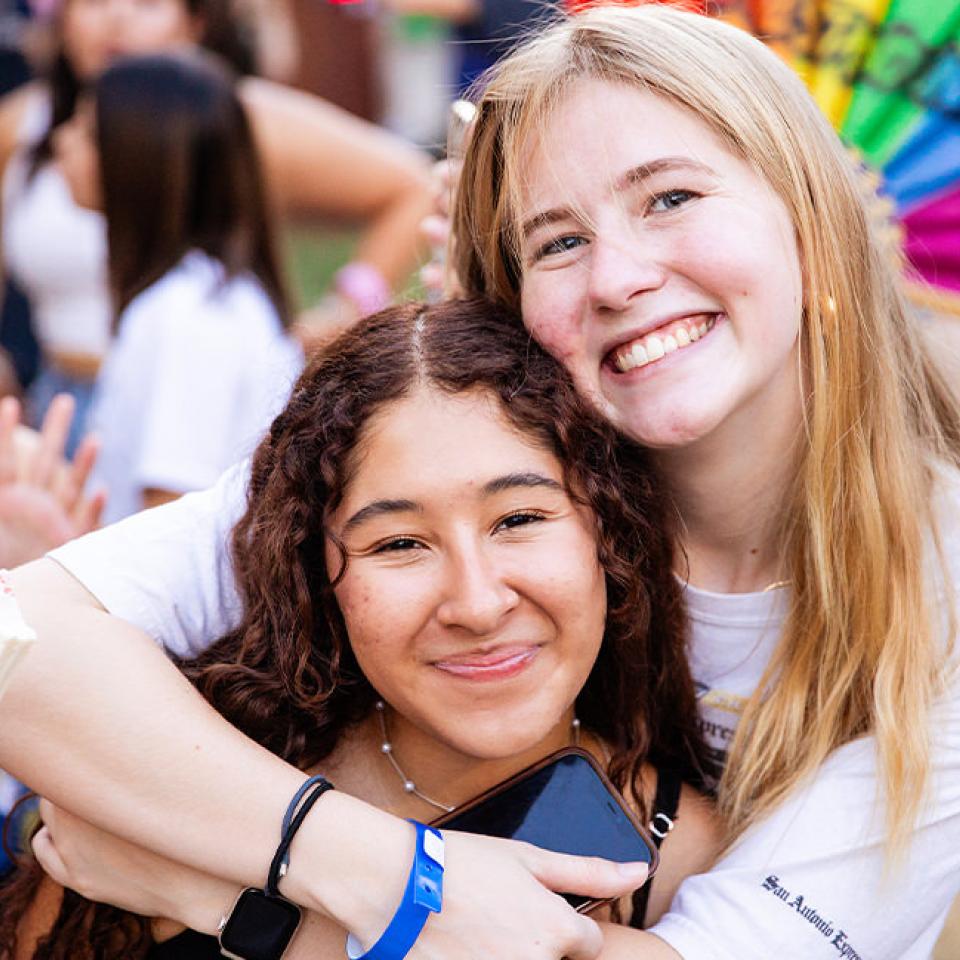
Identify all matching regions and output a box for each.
[52,50,301,521]
[0,297,718,957]
[0,0,431,453]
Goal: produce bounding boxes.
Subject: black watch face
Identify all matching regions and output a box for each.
[219,889,302,960]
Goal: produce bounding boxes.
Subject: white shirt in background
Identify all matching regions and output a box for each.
[89,252,302,524]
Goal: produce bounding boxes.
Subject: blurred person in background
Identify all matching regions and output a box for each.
[54,50,303,523]
[233,0,300,82]
[0,0,41,403]
[0,0,431,455]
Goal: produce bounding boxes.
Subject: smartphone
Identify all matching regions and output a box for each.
[432,747,657,911]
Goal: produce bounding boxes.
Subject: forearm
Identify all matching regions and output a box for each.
[349,174,432,292]
[241,78,432,290]
[0,559,409,933]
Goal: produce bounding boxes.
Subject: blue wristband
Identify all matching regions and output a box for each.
[345,821,444,960]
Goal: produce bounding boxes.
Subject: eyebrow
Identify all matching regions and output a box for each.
[344,499,421,531]
[482,471,564,496]
[342,472,563,530]
[520,156,717,240]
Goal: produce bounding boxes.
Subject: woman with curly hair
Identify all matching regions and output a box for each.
[0,298,717,958]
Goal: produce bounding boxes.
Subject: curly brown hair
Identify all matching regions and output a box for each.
[0,298,706,958]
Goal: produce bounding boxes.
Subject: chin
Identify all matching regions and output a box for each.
[453,715,568,763]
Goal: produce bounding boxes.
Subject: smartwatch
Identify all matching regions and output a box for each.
[218,888,302,960]
[218,776,334,960]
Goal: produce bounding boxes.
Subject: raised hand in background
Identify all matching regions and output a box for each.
[0,394,105,568]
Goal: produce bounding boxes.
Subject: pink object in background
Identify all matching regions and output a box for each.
[904,187,960,295]
[28,0,61,17]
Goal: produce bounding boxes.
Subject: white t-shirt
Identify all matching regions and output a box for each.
[89,252,303,524]
[50,467,960,958]
[2,91,113,358]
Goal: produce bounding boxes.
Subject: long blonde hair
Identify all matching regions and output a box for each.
[451,3,960,846]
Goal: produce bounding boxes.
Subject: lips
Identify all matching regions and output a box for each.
[432,645,540,681]
[604,312,722,374]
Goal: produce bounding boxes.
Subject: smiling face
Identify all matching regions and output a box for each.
[325,384,607,766]
[517,78,804,451]
[62,0,201,80]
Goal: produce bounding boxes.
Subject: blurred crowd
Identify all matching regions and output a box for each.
[0,0,556,555]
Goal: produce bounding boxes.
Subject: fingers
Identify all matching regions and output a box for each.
[524,844,649,900]
[32,825,71,887]
[420,213,449,250]
[59,432,100,516]
[31,394,75,489]
[558,911,605,960]
[74,486,107,536]
[0,396,21,486]
[431,159,462,219]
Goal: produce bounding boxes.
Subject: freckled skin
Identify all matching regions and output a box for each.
[517,78,804,454]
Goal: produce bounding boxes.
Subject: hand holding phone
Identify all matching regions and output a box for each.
[432,748,656,912]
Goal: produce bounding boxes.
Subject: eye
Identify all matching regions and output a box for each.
[533,234,587,262]
[648,189,698,213]
[372,537,424,554]
[495,511,546,533]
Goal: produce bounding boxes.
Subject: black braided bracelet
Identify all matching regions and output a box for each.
[267,776,336,896]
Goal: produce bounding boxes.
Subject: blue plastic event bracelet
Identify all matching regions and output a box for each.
[345,821,445,960]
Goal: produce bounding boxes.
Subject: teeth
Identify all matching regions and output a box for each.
[611,313,718,373]
[645,336,665,361]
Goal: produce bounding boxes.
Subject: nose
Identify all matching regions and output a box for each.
[587,230,666,313]
[435,541,519,635]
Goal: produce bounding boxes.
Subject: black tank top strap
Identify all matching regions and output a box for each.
[629,767,683,930]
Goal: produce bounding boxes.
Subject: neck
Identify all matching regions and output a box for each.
[368,705,581,819]
[656,372,804,594]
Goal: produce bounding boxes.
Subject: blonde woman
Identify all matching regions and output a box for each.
[2,5,959,960]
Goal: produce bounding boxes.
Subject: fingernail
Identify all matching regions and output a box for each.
[617,862,649,882]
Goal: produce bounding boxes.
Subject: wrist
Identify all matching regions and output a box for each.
[333,262,390,318]
[280,791,414,944]
[161,874,238,936]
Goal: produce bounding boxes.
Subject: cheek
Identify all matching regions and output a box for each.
[61,16,106,76]
[333,571,428,691]
[521,283,589,373]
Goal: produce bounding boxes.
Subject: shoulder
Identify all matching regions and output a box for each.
[0,83,45,175]
[633,766,721,928]
[122,255,276,338]
[645,782,720,925]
